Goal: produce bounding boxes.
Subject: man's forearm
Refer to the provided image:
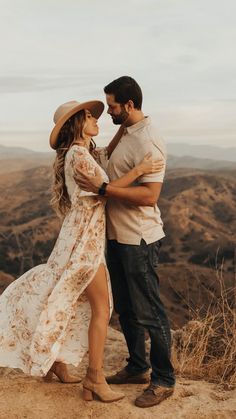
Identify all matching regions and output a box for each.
[105,184,156,206]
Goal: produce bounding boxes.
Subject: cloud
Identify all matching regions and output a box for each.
[0,0,235,147]
[0,74,104,94]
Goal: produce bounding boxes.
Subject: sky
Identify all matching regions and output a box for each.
[0,0,235,151]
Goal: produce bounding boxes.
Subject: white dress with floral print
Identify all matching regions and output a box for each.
[0,145,112,376]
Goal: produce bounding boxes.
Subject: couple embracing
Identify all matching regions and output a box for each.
[0,76,175,408]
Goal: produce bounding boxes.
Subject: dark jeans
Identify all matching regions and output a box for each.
[107,239,175,387]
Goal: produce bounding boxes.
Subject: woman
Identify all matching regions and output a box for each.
[0,100,163,403]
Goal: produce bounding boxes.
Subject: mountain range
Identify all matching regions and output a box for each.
[167,143,236,162]
[1,143,236,174]
[0,156,235,328]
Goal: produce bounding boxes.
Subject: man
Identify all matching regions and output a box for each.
[76,76,175,408]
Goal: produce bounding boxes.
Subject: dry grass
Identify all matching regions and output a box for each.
[172,260,236,387]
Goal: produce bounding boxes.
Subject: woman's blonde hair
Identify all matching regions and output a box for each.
[50,109,96,218]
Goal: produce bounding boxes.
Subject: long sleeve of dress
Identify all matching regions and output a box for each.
[70,146,100,177]
[66,145,109,199]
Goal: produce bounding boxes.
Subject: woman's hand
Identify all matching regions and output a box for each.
[137,152,165,176]
[74,167,103,193]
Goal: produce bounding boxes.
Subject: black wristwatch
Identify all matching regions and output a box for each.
[98,182,108,196]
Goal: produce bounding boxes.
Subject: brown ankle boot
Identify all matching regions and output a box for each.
[43,362,81,383]
[83,367,125,403]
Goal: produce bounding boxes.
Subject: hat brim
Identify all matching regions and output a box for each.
[49,100,104,149]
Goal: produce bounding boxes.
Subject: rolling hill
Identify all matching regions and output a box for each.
[0,162,235,327]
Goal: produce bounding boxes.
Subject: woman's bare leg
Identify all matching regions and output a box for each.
[85,264,110,369]
[44,264,109,383]
[82,265,125,402]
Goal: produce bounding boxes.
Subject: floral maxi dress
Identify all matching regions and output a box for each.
[0,145,113,376]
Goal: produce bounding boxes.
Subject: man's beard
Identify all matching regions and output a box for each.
[111,106,129,125]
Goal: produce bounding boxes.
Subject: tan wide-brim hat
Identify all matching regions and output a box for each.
[49,100,104,149]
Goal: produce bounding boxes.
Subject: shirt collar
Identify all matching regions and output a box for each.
[125,116,151,135]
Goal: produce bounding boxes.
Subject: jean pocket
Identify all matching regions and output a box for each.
[152,241,161,268]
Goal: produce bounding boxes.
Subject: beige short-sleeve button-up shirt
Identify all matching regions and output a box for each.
[106,116,166,245]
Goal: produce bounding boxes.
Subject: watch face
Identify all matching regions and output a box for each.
[99,182,108,196]
[98,184,105,195]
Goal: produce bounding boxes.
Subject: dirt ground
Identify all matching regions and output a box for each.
[0,328,235,419]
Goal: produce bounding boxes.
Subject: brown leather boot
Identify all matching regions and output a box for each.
[83,367,125,403]
[43,362,81,383]
[106,367,150,384]
[135,383,174,408]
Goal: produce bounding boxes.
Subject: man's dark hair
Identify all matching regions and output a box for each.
[104,76,143,110]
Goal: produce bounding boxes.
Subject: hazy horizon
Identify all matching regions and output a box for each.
[1,127,236,152]
[1,135,236,155]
